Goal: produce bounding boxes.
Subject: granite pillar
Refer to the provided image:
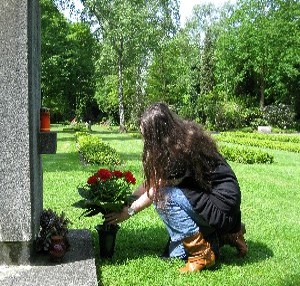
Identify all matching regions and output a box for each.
[0,0,42,264]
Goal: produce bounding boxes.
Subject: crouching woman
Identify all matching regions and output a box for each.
[105,102,247,273]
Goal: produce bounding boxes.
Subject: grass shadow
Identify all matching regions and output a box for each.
[218,240,274,266]
[99,136,141,142]
[119,152,142,162]
[94,228,273,268]
[54,136,76,142]
[42,152,88,172]
[94,226,168,265]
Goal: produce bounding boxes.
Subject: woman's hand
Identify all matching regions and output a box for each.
[104,186,153,225]
[104,207,130,225]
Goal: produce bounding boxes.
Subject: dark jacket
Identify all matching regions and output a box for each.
[178,158,241,234]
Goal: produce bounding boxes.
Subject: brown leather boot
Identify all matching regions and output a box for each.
[219,223,248,258]
[179,232,215,273]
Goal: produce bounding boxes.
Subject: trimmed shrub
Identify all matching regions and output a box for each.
[76,134,121,166]
[219,145,274,164]
[215,132,300,153]
[75,131,90,141]
[223,132,300,144]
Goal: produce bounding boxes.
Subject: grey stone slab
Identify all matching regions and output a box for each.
[0,230,98,286]
[258,126,272,133]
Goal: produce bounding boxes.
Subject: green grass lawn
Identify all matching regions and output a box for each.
[43,125,300,286]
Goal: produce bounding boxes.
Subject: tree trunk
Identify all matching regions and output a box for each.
[118,39,126,133]
[134,65,144,123]
[259,75,265,110]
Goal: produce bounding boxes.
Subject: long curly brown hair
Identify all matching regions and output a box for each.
[140,102,221,197]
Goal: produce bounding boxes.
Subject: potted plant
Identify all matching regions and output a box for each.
[36,208,71,261]
[73,168,136,258]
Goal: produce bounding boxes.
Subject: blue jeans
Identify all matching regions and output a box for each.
[154,187,213,259]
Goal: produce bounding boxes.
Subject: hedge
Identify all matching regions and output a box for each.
[215,133,300,153]
[74,132,274,165]
[218,145,274,164]
[76,132,121,166]
[223,132,300,144]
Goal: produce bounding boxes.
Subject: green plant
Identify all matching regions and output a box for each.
[219,145,274,164]
[250,117,269,130]
[63,123,87,132]
[77,134,121,165]
[200,97,253,131]
[75,131,90,141]
[215,101,245,131]
[263,104,296,129]
[222,132,300,144]
[215,132,300,153]
[73,168,136,218]
[36,208,71,253]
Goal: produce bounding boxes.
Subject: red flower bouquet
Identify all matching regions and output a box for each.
[73,168,136,217]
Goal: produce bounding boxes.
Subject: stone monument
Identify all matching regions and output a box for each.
[0,0,43,265]
[0,1,97,285]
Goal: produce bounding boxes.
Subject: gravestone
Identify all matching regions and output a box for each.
[0,0,42,265]
[258,126,272,133]
[0,2,98,285]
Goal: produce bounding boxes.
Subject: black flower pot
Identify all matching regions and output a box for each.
[96,224,120,258]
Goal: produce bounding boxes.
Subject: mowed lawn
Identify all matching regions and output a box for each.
[42,125,300,286]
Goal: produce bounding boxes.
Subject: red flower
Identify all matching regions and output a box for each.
[124,171,136,184]
[97,169,112,181]
[112,170,123,178]
[76,168,137,217]
[87,175,98,185]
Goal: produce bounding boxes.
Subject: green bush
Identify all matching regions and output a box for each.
[198,94,257,131]
[249,109,268,130]
[214,101,245,131]
[75,131,90,141]
[63,123,87,132]
[77,134,121,166]
[215,132,300,153]
[219,145,274,164]
[223,132,300,144]
[263,104,296,129]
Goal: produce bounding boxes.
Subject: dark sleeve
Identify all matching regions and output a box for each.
[181,160,241,233]
[208,160,241,213]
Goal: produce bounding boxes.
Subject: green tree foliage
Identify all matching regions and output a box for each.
[65,23,99,121]
[187,3,219,97]
[215,0,300,110]
[41,0,98,122]
[178,4,223,125]
[80,0,180,131]
[45,0,299,130]
[146,31,196,118]
[200,27,216,96]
